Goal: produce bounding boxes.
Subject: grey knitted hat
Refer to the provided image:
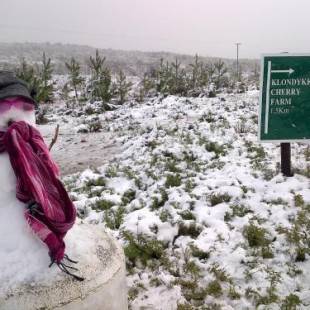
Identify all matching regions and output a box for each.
[0,71,36,105]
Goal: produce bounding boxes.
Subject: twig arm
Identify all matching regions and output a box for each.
[49,124,60,151]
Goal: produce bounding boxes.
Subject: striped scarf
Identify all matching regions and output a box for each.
[0,121,76,264]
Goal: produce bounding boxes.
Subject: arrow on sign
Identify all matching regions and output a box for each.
[271,68,294,74]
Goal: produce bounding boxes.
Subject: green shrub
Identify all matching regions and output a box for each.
[228,286,241,300]
[199,111,216,123]
[294,194,304,207]
[105,165,118,177]
[178,222,202,239]
[183,287,207,303]
[179,210,196,221]
[123,231,165,268]
[128,286,139,301]
[205,142,227,158]
[88,119,102,132]
[149,277,162,287]
[104,206,125,229]
[159,209,172,222]
[209,193,231,206]
[145,140,158,150]
[185,179,196,193]
[262,246,274,259]
[184,260,201,279]
[285,207,310,261]
[208,263,232,283]
[281,294,301,310]
[165,174,182,188]
[121,189,136,205]
[165,159,181,173]
[89,188,106,198]
[295,247,306,262]
[225,204,253,221]
[243,223,270,247]
[190,244,210,261]
[246,143,266,160]
[85,176,106,187]
[206,280,222,297]
[151,189,169,210]
[175,279,197,291]
[246,141,268,170]
[92,199,114,211]
[177,303,194,310]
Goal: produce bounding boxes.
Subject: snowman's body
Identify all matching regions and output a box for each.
[0,102,128,310]
[0,105,53,291]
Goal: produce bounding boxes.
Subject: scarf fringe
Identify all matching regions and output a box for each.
[49,255,84,282]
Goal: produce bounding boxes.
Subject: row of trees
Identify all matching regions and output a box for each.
[151,55,229,97]
[16,51,133,106]
[134,55,244,102]
[15,51,244,106]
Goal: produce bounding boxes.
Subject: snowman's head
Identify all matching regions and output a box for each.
[0,72,36,130]
[0,97,36,130]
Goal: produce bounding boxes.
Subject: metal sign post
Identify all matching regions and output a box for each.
[259,54,310,176]
[280,143,293,177]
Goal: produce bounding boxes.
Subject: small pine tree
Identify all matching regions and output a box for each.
[206,62,216,83]
[214,59,227,90]
[251,62,260,87]
[156,58,167,93]
[114,70,132,104]
[171,57,180,94]
[136,74,155,103]
[60,83,70,107]
[65,57,84,103]
[16,58,35,85]
[37,52,54,103]
[89,50,105,79]
[171,58,187,95]
[155,57,192,96]
[189,54,201,89]
[88,50,112,102]
[15,58,40,101]
[188,54,210,93]
[199,63,210,88]
[253,63,259,80]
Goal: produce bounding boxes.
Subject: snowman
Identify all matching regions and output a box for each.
[0,71,82,290]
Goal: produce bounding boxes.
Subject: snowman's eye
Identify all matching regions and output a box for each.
[22,101,34,111]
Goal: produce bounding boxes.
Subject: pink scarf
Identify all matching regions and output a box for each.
[0,121,76,264]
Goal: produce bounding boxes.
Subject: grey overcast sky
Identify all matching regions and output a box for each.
[1,0,309,58]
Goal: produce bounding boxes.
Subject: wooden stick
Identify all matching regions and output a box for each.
[49,124,60,151]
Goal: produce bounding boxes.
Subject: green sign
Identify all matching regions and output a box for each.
[259,54,310,142]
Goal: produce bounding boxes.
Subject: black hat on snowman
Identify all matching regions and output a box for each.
[0,71,37,106]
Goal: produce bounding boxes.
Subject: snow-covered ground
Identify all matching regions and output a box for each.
[40,121,121,176]
[44,91,309,309]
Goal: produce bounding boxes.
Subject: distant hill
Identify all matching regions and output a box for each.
[0,42,259,76]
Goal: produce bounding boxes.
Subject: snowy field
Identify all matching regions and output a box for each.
[43,91,309,309]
